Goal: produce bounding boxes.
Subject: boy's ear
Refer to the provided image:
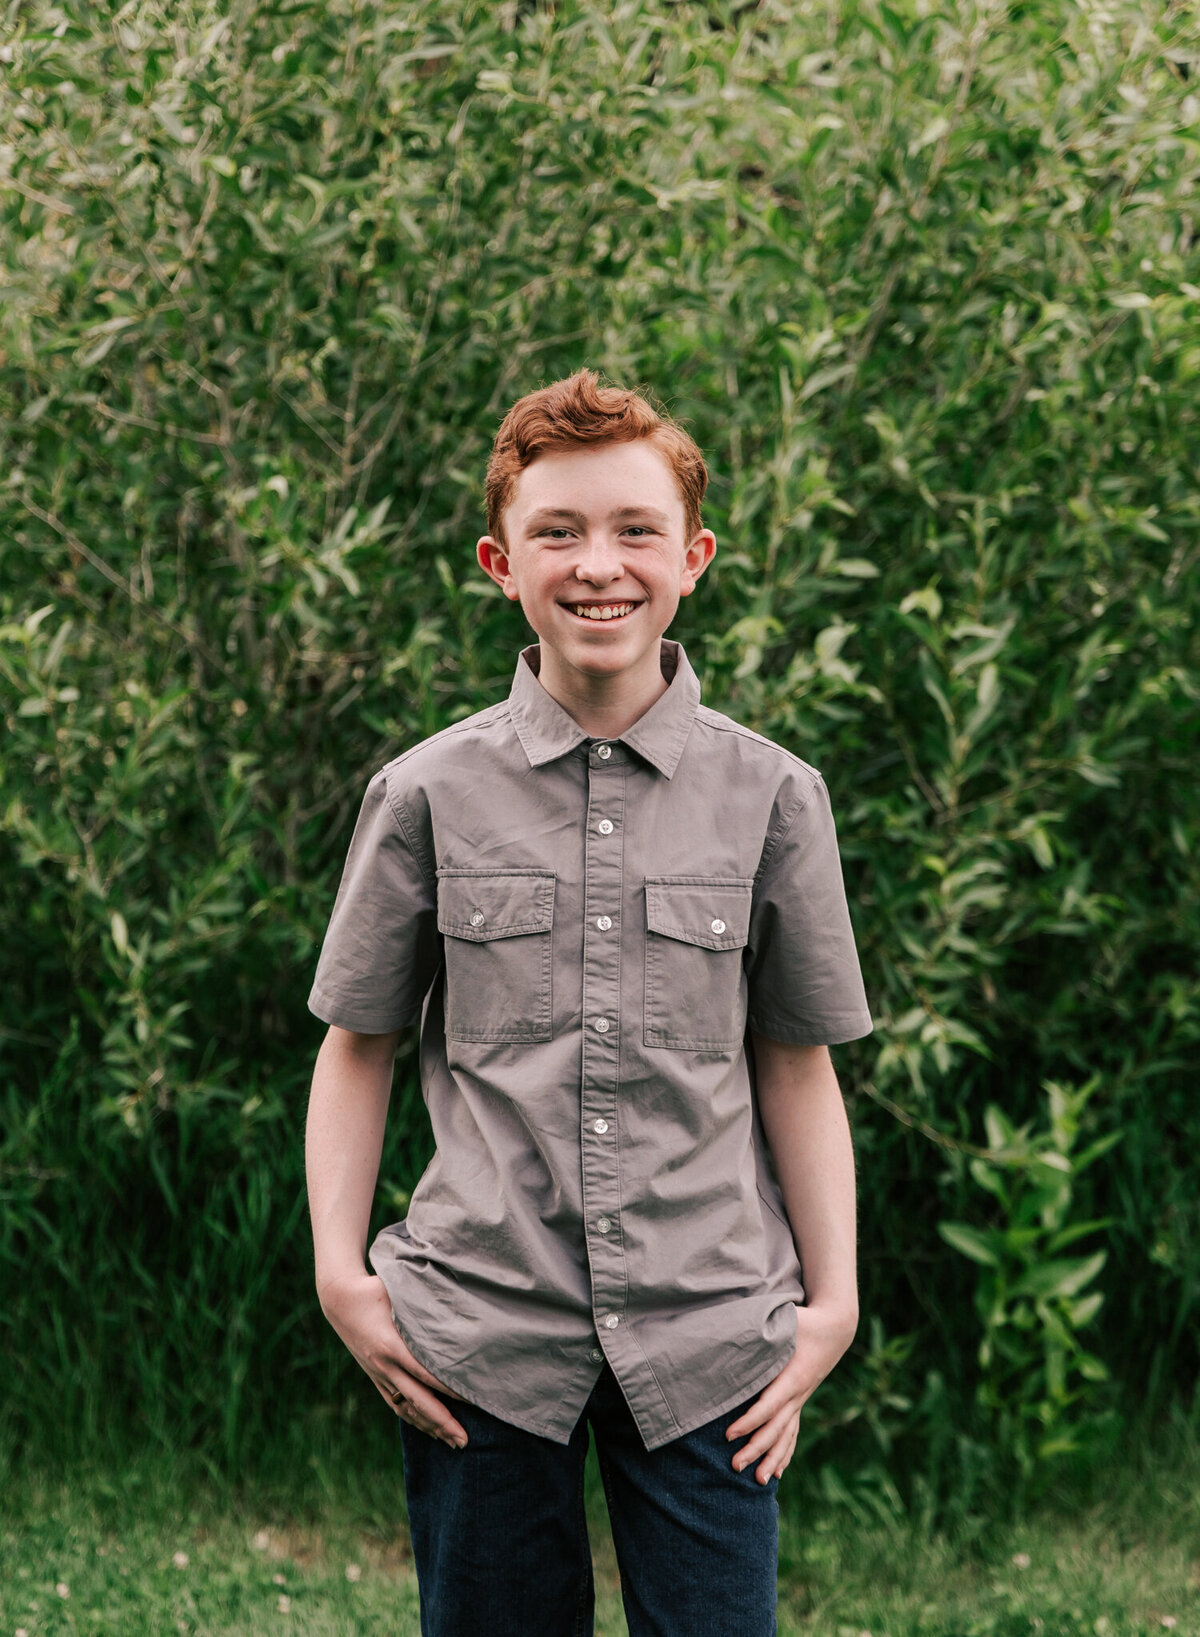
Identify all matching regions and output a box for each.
[680,528,717,597]
[477,535,520,601]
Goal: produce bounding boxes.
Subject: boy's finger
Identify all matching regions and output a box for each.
[778,1423,800,1476]
[732,1406,793,1471]
[725,1376,790,1440]
[749,1420,798,1484]
[760,1421,800,1484]
[401,1377,469,1446]
[725,1392,775,1440]
[410,1407,463,1445]
[377,1373,468,1447]
[756,1425,792,1480]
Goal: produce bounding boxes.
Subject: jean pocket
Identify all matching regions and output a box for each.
[643,877,753,1050]
[437,869,556,1042]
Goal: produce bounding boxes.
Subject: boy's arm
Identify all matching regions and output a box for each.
[306,1023,467,1449]
[723,1033,860,1485]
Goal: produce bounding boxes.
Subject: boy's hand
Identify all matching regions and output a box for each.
[318,1271,469,1449]
[724,1302,857,1485]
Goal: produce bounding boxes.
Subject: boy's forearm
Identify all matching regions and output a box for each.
[750,1032,859,1322]
[305,1025,402,1301]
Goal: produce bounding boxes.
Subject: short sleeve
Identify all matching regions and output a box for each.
[307,770,441,1034]
[744,774,873,1046]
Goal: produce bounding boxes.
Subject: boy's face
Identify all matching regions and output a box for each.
[476,440,716,688]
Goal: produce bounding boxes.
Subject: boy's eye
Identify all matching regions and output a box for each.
[536,525,655,540]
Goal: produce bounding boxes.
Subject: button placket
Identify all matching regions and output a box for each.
[581,741,628,1340]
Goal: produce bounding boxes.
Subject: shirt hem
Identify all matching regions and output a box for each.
[389,1311,598,1446]
[638,1333,799,1452]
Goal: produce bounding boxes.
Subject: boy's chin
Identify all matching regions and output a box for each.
[537,630,667,681]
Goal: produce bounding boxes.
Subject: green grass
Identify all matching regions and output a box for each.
[3,1429,1198,1637]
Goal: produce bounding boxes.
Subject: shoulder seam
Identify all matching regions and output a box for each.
[373,703,514,884]
[754,773,828,885]
[382,785,435,886]
[687,710,826,883]
[378,702,512,777]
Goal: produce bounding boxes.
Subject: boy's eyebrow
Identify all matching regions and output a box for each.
[523,505,672,528]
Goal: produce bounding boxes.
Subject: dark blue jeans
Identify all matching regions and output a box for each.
[398,1361,779,1637]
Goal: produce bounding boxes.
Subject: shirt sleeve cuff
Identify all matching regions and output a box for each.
[746,1010,874,1046]
[307,988,423,1035]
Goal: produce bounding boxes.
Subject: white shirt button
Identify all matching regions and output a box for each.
[597,818,613,835]
[594,1016,610,1033]
[604,1314,620,1329]
[590,1348,603,1362]
[711,917,726,934]
[470,910,485,927]
[593,1118,609,1134]
[596,915,612,931]
[596,744,612,759]
[596,1217,612,1234]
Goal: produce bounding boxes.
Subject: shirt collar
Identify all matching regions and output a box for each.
[507,637,702,780]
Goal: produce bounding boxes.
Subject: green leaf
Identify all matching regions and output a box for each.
[937,1221,1000,1267]
[1066,1293,1104,1328]
[984,1105,1015,1152]
[908,115,951,156]
[815,623,855,664]
[898,586,942,620]
[1009,1250,1107,1301]
[1027,826,1054,869]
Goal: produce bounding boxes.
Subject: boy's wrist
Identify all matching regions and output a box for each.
[315,1262,373,1313]
[800,1294,859,1340]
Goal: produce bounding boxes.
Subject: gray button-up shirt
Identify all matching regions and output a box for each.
[308,637,872,1450]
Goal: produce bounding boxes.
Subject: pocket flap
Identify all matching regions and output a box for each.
[644,878,753,950]
[437,870,556,941]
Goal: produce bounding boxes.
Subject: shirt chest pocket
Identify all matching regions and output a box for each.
[643,877,753,1051]
[436,870,556,1044]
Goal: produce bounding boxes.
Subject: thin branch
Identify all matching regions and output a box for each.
[93,400,225,445]
[3,177,76,215]
[859,1080,1001,1159]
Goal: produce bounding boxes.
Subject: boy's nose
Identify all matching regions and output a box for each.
[573,542,624,583]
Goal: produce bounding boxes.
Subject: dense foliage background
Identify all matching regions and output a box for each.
[2,0,1197,1517]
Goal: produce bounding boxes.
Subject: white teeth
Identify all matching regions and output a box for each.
[570,602,636,620]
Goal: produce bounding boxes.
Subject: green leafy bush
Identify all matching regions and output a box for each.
[937,1078,1121,1478]
[2,0,1197,1504]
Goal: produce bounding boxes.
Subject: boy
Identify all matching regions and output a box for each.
[305,369,872,1636]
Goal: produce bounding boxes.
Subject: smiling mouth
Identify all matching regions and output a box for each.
[564,601,641,622]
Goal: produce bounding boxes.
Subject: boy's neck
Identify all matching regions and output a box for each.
[533,644,670,739]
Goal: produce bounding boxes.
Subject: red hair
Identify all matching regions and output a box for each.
[485,368,708,547]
